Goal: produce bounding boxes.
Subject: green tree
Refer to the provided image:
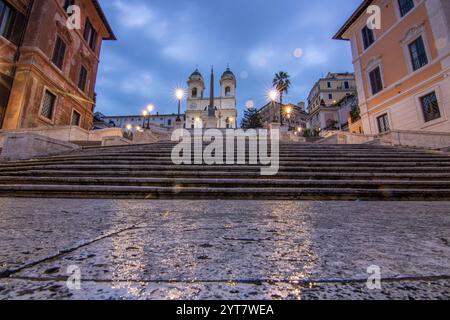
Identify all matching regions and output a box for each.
[272,71,291,106]
[241,108,263,129]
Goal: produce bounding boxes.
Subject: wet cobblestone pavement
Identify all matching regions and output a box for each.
[0,198,449,300]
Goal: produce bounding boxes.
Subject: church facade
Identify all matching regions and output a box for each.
[185,67,238,129]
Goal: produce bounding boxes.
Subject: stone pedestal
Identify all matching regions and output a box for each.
[174,119,184,130]
[132,130,160,144]
[102,136,132,147]
[0,133,80,161]
[205,116,217,129]
[268,122,280,130]
[269,123,291,142]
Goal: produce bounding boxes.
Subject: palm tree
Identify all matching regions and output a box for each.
[273,71,291,124]
[273,71,291,105]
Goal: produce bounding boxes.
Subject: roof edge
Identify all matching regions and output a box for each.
[333,0,373,40]
[92,0,116,40]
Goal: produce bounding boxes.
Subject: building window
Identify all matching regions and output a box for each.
[63,0,75,11]
[225,86,231,96]
[327,82,331,88]
[71,110,81,126]
[409,36,428,71]
[52,36,66,70]
[420,92,441,122]
[41,90,56,120]
[362,26,375,50]
[369,67,383,95]
[377,113,390,133]
[83,19,98,51]
[328,94,333,100]
[0,0,16,39]
[78,66,88,92]
[192,87,197,98]
[167,119,172,126]
[398,0,414,17]
[344,81,349,89]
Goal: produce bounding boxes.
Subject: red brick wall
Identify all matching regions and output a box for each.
[2,0,114,131]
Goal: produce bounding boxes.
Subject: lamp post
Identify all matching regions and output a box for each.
[125,124,133,140]
[269,89,278,124]
[142,110,148,128]
[285,106,292,130]
[147,104,154,129]
[175,89,184,122]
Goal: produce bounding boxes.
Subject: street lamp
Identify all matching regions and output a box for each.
[142,110,148,128]
[175,89,184,122]
[269,89,280,124]
[229,117,234,128]
[269,90,278,103]
[285,106,292,130]
[125,124,133,140]
[146,104,154,129]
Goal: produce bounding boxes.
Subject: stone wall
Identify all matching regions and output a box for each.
[0,126,123,147]
[316,130,450,150]
[0,132,80,161]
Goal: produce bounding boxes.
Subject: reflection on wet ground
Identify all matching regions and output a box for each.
[0,198,449,299]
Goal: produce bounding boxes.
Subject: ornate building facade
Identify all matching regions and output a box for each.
[334,0,450,134]
[307,72,357,111]
[0,0,115,131]
[185,67,238,129]
[258,101,308,130]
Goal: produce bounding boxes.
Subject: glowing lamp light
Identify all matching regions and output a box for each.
[147,104,154,112]
[142,110,148,116]
[269,90,278,102]
[126,124,132,131]
[175,88,184,101]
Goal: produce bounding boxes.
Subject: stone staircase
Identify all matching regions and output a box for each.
[0,142,449,200]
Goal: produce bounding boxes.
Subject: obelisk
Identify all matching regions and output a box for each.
[205,66,217,128]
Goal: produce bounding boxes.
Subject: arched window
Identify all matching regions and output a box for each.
[192,87,197,98]
[225,86,231,97]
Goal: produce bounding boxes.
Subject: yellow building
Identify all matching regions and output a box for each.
[334,0,450,134]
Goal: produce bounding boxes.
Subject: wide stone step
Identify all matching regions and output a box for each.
[68,148,432,157]
[0,176,448,189]
[3,170,450,180]
[0,142,447,200]
[69,148,437,156]
[1,159,450,171]
[23,154,450,163]
[0,184,448,200]
[1,163,450,172]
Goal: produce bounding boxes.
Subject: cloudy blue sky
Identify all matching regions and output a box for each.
[96,0,361,119]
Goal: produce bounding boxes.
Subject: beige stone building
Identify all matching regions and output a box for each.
[100,113,183,129]
[185,68,238,129]
[306,73,357,130]
[258,101,308,130]
[334,0,450,134]
[307,73,357,111]
[0,0,115,131]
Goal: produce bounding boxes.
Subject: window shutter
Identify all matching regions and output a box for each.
[9,11,25,45]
